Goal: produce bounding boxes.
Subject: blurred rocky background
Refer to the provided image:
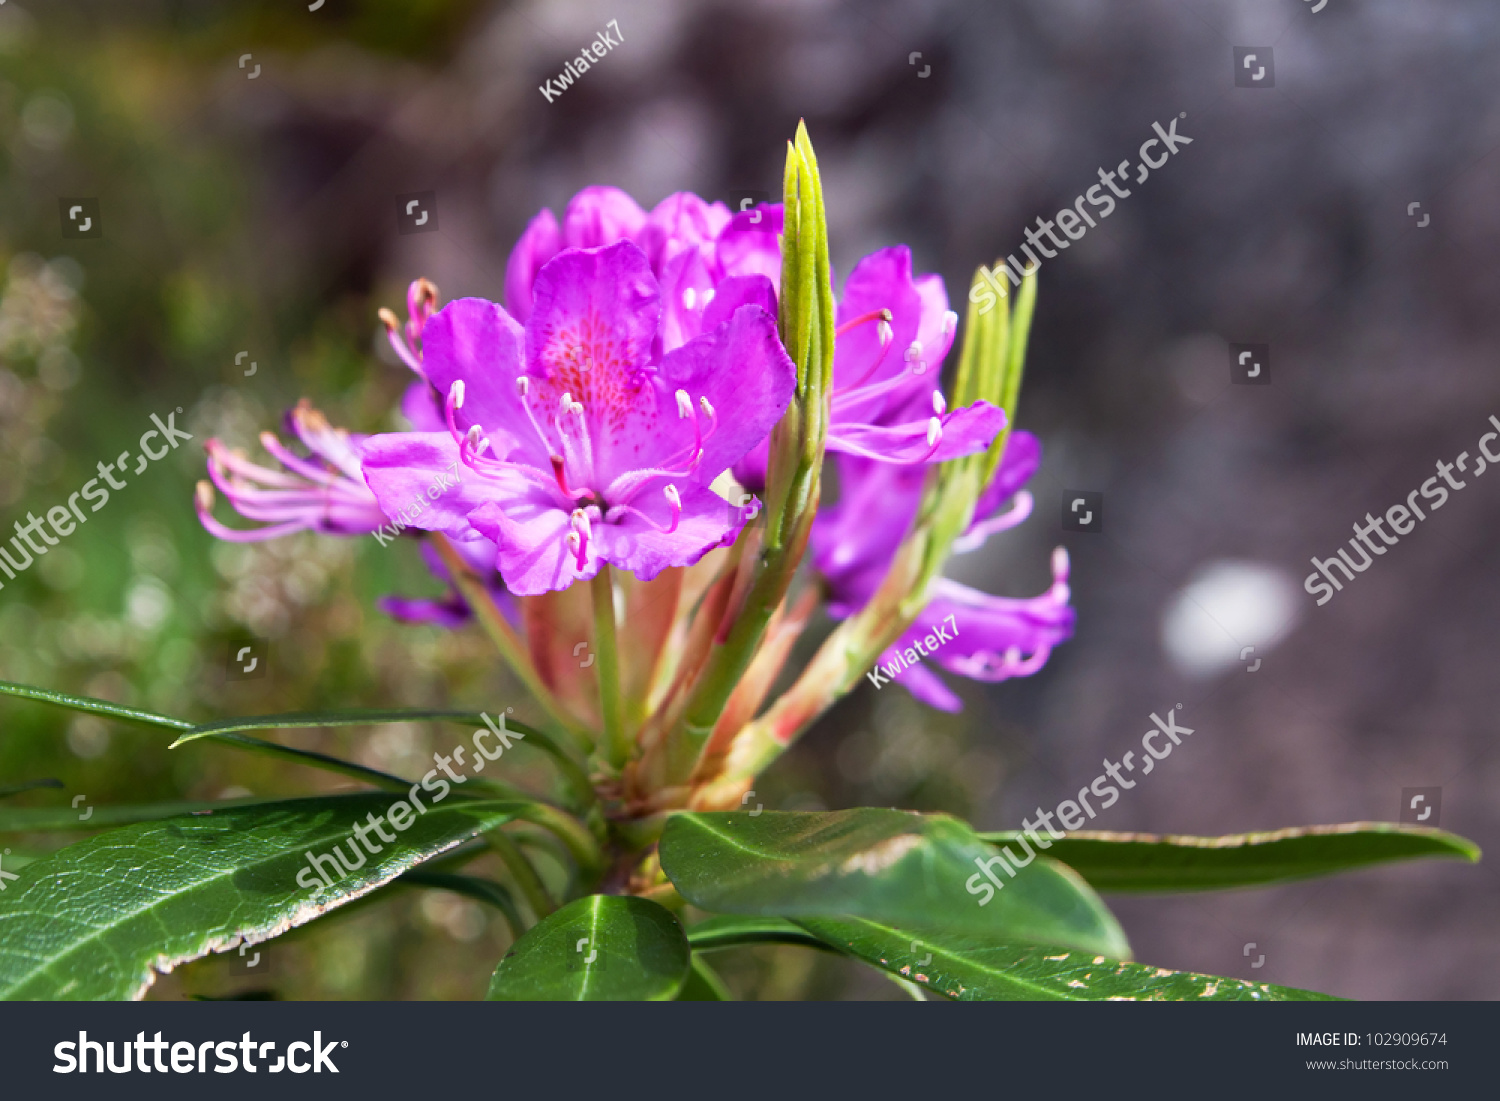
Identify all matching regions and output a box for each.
[0,0,1495,999]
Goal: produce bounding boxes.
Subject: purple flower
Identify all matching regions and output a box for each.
[734,246,1006,489]
[360,239,796,596]
[812,432,1074,712]
[505,187,783,356]
[195,400,387,542]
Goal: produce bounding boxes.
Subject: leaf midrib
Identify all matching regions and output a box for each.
[0,802,512,997]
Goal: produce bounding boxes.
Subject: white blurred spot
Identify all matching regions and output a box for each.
[1160,560,1301,678]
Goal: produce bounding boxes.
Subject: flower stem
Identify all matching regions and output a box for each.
[513,802,606,883]
[591,565,628,768]
[429,534,591,754]
[485,827,554,923]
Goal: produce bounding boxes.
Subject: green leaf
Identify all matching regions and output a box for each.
[0,678,412,793]
[980,823,1483,893]
[796,918,1339,1001]
[486,895,690,1001]
[686,913,830,953]
[397,870,523,938]
[677,955,733,1000]
[660,809,1129,957]
[0,798,284,833]
[0,779,63,801]
[0,794,524,1000]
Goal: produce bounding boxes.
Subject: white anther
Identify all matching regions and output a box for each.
[877,319,893,346]
[683,287,697,311]
[516,376,529,397]
[904,340,923,362]
[466,424,484,450]
[559,391,583,416]
[702,288,715,305]
[699,396,716,419]
[932,391,947,416]
[450,380,466,408]
[926,417,941,447]
[676,389,693,418]
[566,531,581,554]
[570,508,590,534]
[663,483,681,508]
[942,310,958,339]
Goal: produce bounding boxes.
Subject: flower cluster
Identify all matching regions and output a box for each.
[195,168,1073,809]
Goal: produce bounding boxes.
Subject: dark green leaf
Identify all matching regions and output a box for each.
[686,914,829,953]
[980,823,1483,893]
[660,809,1129,957]
[0,795,524,1000]
[796,917,1339,1001]
[397,870,523,938]
[486,895,690,1001]
[0,779,64,800]
[0,678,412,792]
[0,797,283,833]
[677,955,733,1000]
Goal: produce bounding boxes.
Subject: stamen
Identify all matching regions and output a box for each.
[836,308,895,339]
[926,417,942,448]
[515,376,529,397]
[450,380,466,409]
[683,286,697,311]
[932,391,946,416]
[699,396,716,420]
[662,483,682,533]
[567,509,592,572]
[676,389,693,419]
